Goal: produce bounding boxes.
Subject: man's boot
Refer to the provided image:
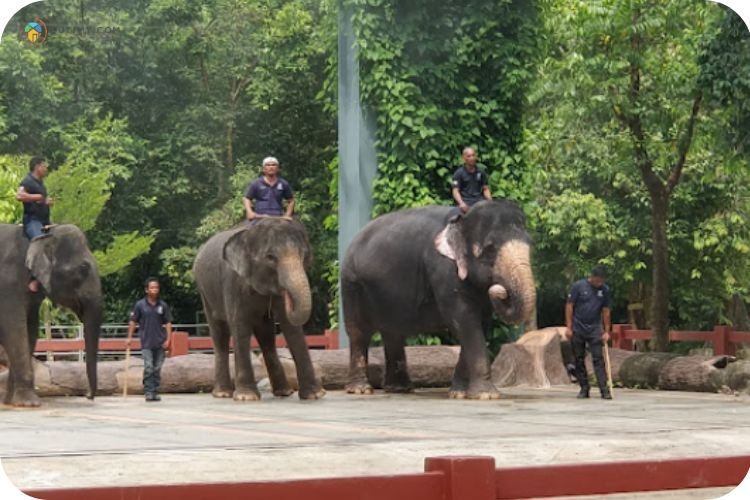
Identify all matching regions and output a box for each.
[577,388,590,399]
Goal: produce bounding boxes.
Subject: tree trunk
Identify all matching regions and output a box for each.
[491,327,572,387]
[650,192,670,351]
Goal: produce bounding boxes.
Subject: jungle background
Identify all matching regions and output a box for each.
[1,0,749,353]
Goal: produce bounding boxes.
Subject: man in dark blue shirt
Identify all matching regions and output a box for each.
[451,147,492,213]
[16,156,54,292]
[127,277,174,402]
[243,156,295,220]
[565,265,612,400]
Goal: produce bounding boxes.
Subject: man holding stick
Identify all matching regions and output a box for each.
[565,265,613,400]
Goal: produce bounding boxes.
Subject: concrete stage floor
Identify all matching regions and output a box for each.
[1,386,748,497]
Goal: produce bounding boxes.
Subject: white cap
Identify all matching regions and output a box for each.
[262,156,279,166]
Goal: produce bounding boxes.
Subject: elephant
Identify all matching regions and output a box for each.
[0,224,102,406]
[193,218,325,401]
[341,200,536,399]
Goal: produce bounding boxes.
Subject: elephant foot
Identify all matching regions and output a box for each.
[212,386,234,399]
[384,383,414,394]
[299,386,326,400]
[6,389,41,408]
[448,389,467,399]
[345,380,374,395]
[273,387,295,398]
[449,381,500,400]
[466,381,501,400]
[233,388,261,401]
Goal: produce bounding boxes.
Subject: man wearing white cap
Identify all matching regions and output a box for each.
[243,156,295,220]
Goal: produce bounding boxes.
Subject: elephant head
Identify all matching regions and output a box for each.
[223,219,313,326]
[435,200,536,325]
[24,225,102,399]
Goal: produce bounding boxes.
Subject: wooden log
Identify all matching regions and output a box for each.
[657,355,733,392]
[721,359,750,392]
[491,327,571,388]
[617,352,680,388]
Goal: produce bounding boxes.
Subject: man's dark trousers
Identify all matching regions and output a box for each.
[142,347,165,396]
[572,332,608,393]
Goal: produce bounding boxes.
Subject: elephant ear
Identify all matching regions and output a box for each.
[25,237,55,292]
[434,216,468,280]
[222,229,251,277]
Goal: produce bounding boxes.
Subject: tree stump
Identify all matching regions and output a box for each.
[491,327,571,387]
[725,360,750,392]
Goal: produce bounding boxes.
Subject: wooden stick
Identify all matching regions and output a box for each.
[604,341,615,399]
[123,345,131,398]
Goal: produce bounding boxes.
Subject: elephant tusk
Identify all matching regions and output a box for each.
[489,284,508,301]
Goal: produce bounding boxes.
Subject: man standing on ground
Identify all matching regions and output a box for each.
[16,156,54,292]
[244,156,295,220]
[127,278,174,402]
[565,265,612,400]
[451,147,492,213]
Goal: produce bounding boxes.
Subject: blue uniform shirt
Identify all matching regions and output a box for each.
[244,176,294,216]
[129,298,173,349]
[19,173,50,225]
[567,279,610,336]
[452,165,488,206]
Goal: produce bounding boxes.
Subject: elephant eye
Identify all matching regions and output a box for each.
[265,253,276,262]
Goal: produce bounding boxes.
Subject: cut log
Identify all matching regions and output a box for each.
[617,352,680,388]
[492,327,571,387]
[725,360,750,392]
[657,355,733,392]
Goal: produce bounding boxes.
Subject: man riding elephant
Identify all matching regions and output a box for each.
[15,156,54,293]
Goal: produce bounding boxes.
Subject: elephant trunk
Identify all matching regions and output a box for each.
[81,298,102,400]
[491,240,536,325]
[278,254,312,327]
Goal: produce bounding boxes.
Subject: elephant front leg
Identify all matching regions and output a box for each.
[2,331,41,407]
[383,334,413,393]
[450,334,499,400]
[208,316,233,398]
[278,315,324,400]
[439,303,499,400]
[255,317,294,397]
[233,327,261,401]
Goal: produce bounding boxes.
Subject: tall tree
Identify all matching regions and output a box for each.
[527,0,750,345]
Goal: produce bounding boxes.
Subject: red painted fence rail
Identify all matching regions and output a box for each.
[34,329,340,358]
[24,455,750,500]
[612,324,750,356]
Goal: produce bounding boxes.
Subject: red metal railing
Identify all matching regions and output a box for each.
[33,330,340,358]
[23,455,750,500]
[612,324,750,356]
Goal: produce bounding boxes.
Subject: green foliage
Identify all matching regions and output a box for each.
[0,155,25,223]
[525,0,750,332]
[347,0,540,215]
[94,232,156,277]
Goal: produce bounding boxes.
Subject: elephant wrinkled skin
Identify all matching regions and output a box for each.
[342,200,536,399]
[193,218,324,401]
[0,224,102,406]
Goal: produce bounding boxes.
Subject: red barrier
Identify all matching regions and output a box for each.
[494,455,750,499]
[23,455,750,500]
[612,324,750,356]
[34,329,340,358]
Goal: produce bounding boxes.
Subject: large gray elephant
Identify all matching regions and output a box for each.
[342,200,536,399]
[193,218,325,401]
[0,224,102,406]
